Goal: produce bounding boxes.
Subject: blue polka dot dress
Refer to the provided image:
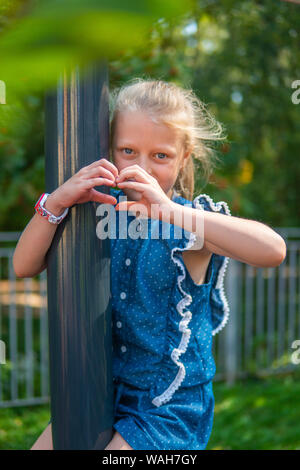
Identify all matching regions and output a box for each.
[108,187,232,450]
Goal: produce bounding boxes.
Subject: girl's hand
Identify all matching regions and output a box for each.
[48,159,119,210]
[115,164,174,220]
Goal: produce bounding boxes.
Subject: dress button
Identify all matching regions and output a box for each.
[116,321,122,328]
[120,292,126,300]
[125,258,131,266]
[121,345,127,353]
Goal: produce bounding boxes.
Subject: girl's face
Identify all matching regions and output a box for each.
[112,110,190,201]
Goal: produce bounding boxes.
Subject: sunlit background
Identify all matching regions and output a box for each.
[0,0,300,450]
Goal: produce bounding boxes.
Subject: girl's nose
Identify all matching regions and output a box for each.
[138,159,154,177]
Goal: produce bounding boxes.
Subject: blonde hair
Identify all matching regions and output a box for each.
[109,78,226,201]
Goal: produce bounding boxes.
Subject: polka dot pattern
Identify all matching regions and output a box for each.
[113,378,215,450]
[110,188,231,388]
[47,188,232,450]
[108,188,231,448]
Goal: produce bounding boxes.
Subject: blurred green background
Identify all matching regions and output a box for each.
[0,0,299,231]
[1,370,300,450]
[0,0,300,450]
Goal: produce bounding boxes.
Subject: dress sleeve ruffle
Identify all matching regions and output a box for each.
[151,194,231,407]
[192,193,232,336]
[151,223,199,407]
[162,222,198,310]
[163,193,232,336]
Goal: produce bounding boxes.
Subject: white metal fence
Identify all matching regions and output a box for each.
[0,229,299,408]
[214,228,300,383]
[0,232,49,408]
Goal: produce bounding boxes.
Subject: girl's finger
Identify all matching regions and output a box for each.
[123,164,156,182]
[115,201,138,212]
[85,177,116,188]
[88,166,115,181]
[117,168,150,184]
[90,189,117,205]
[88,159,119,179]
[100,159,119,178]
[116,181,147,191]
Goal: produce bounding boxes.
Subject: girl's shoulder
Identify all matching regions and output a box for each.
[172,189,231,217]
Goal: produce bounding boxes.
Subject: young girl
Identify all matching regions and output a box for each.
[14,79,286,451]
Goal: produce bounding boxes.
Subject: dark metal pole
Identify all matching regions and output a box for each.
[44,62,114,449]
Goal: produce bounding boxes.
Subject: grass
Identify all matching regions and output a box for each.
[1,369,300,450]
[207,369,300,450]
[0,403,50,450]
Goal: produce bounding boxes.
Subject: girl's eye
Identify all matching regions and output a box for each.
[155,153,167,160]
[121,148,167,159]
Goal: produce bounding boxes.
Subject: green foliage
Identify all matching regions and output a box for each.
[0,403,50,450]
[0,0,299,229]
[109,0,300,226]
[1,371,300,449]
[208,370,300,450]
[0,92,44,230]
[0,0,188,96]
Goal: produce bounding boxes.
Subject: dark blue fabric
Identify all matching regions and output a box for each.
[48,188,231,450]
[113,377,214,450]
[109,188,231,399]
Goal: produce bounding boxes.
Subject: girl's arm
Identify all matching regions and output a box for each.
[13,158,118,278]
[13,193,66,278]
[113,165,286,268]
[198,240,259,266]
[166,203,286,268]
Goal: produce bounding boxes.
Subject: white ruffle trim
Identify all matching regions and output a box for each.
[193,194,232,336]
[151,229,197,407]
[152,193,232,407]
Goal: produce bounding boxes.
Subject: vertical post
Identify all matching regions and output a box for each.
[44,62,114,449]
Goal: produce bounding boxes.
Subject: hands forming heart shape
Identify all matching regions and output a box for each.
[113,164,175,220]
